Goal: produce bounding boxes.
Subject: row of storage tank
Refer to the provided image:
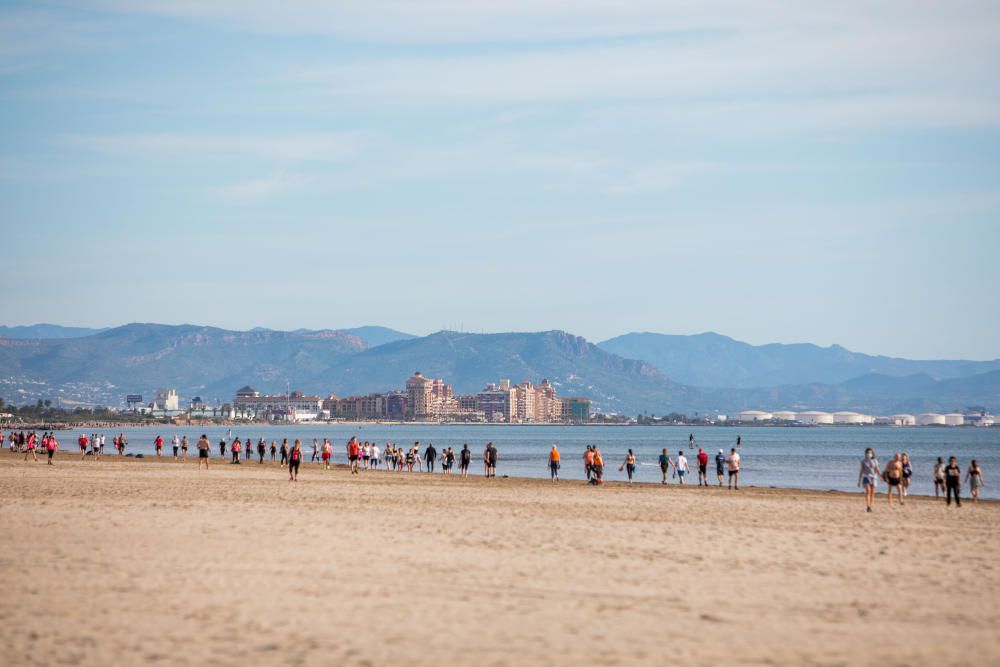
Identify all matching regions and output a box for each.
[725,410,994,426]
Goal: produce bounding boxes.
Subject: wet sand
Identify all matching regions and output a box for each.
[1,451,997,666]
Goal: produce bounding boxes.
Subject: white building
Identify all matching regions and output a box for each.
[772,411,798,422]
[944,413,966,426]
[833,411,874,425]
[733,410,773,422]
[233,386,323,421]
[917,413,946,426]
[891,414,916,426]
[797,411,834,425]
[965,413,996,427]
[153,388,179,411]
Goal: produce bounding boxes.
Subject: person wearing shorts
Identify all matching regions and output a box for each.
[858,448,881,512]
[726,448,741,490]
[347,437,361,474]
[884,453,904,505]
[715,449,726,486]
[45,433,58,464]
[658,448,672,484]
[321,440,332,469]
[289,440,302,481]
[154,435,163,457]
[696,448,708,486]
[459,444,471,477]
[675,451,688,485]
[78,433,89,460]
[197,434,211,470]
[180,435,188,461]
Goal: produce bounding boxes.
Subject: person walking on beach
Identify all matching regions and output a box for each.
[944,457,962,507]
[173,434,180,458]
[270,441,277,461]
[257,438,266,464]
[715,449,726,486]
[78,433,89,460]
[658,448,672,484]
[901,452,913,498]
[425,442,437,473]
[218,437,226,458]
[348,437,361,474]
[620,449,637,484]
[118,434,127,455]
[289,439,302,482]
[180,435,188,461]
[24,431,37,462]
[280,439,289,465]
[966,460,985,502]
[460,444,471,477]
[231,437,241,464]
[591,447,604,485]
[884,454,904,505]
[321,439,332,470]
[933,457,946,498]
[726,448,741,490]
[696,447,708,486]
[675,451,689,485]
[94,433,103,459]
[858,447,881,512]
[154,435,163,457]
[549,444,561,481]
[486,442,499,478]
[196,434,210,470]
[311,438,319,463]
[584,446,595,482]
[44,432,59,464]
[370,442,380,470]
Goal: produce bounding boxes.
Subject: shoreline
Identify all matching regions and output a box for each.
[2,449,992,504]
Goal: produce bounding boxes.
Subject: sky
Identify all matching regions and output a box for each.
[1,1,999,360]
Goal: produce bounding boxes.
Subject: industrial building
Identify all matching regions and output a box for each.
[797,411,834,425]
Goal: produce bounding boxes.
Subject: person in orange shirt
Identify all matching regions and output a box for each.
[591,447,604,485]
[549,444,561,481]
[583,446,595,482]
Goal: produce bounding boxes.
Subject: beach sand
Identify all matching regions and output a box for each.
[1,451,997,666]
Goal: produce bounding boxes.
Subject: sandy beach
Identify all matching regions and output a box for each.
[1,451,997,667]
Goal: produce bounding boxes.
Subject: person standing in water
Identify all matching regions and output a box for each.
[591,447,604,485]
[933,457,946,498]
[737,435,742,448]
[321,439,332,470]
[549,444,561,481]
[621,449,637,484]
[197,434,211,470]
[288,439,302,482]
[715,449,726,487]
[884,454,904,505]
[487,442,499,478]
[726,448,741,490]
[858,447,881,512]
[944,457,961,507]
[965,460,985,502]
[584,446,595,482]
[696,447,708,486]
[675,450,689,485]
[425,442,437,473]
[658,448,672,484]
[257,438,266,464]
[173,434,181,458]
[459,444,471,477]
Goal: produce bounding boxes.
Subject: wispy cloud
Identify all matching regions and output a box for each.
[213,170,314,203]
[67,132,373,162]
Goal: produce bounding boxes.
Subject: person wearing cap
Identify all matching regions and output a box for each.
[715,449,726,487]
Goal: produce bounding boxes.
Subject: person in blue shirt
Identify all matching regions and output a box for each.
[714,449,726,487]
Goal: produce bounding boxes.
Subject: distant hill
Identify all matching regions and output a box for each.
[339,326,417,348]
[0,324,996,414]
[0,324,107,339]
[315,330,700,414]
[598,332,1000,388]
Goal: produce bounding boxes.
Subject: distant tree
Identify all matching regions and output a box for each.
[36,399,44,409]
[0,397,5,409]
[44,399,52,409]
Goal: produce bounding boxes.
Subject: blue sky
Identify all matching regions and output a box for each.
[1,1,998,359]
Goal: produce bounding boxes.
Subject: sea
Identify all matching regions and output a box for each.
[63,424,998,499]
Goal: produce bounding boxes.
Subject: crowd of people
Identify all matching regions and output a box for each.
[858,449,986,511]
[3,428,989,508]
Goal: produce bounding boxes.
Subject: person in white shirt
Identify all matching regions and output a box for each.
[172,435,180,458]
[675,451,689,485]
[311,438,319,463]
[370,444,380,470]
[726,448,741,490]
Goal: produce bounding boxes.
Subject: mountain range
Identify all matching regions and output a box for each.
[0,323,996,415]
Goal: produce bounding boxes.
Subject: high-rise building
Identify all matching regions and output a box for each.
[405,372,457,420]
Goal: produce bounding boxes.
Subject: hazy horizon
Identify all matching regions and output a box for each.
[2,2,998,359]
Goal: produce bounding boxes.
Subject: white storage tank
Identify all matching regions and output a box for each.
[833,411,874,425]
[917,413,946,426]
[733,410,773,422]
[944,413,965,426]
[797,411,833,425]
[891,414,916,426]
[772,411,797,422]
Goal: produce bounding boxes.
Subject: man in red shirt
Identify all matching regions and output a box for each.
[347,436,360,475]
[78,433,89,460]
[696,447,709,486]
[154,435,163,457]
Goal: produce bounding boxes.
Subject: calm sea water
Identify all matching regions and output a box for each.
[62,424,998,499]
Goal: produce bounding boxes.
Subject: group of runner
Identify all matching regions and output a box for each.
[858,450,986,511]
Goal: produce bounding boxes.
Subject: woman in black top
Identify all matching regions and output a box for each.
[944,456,962,507]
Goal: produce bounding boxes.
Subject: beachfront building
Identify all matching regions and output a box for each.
[558,396,592,423]
[233,386,323,421]
[405,372,458,420]
[833,411,875,425]
[772,411,798,422]
[797,411,834,425]
[944,413,966,426]
[917,413,946,426]
[153,388,179,411]
[732,410,773,422]
[475,380,515,422]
